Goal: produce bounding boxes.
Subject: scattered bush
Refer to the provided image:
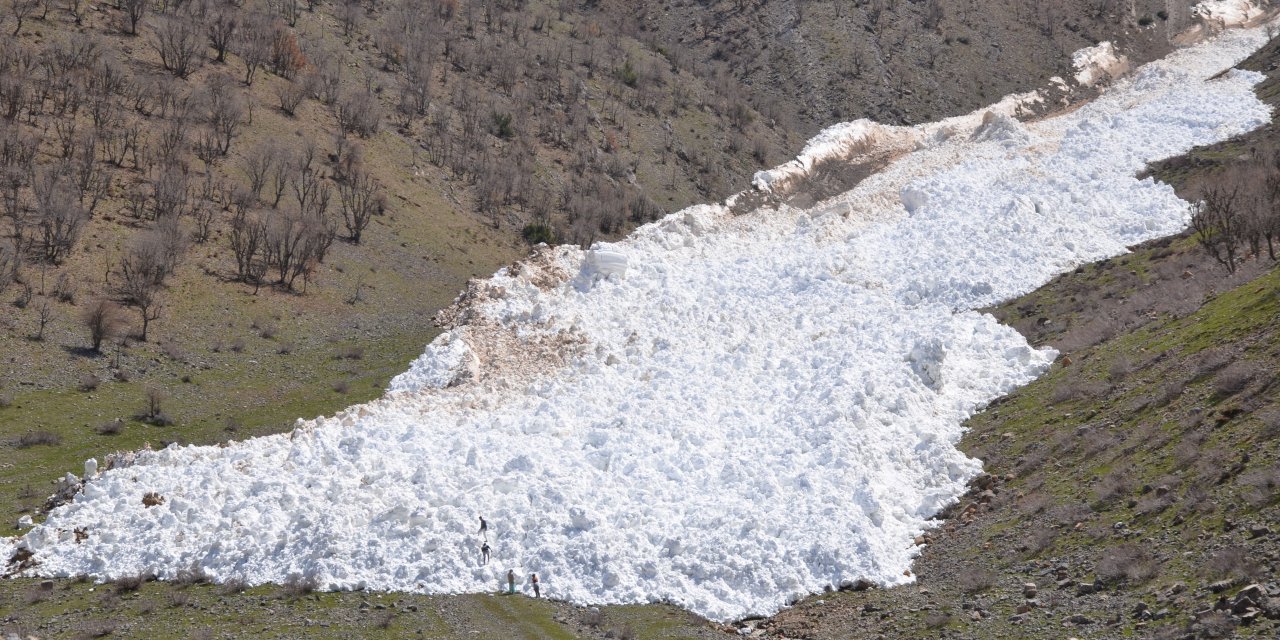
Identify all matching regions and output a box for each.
[521,222,556,245]
[78,373,100,392]
[1095,543,1159,583]
[96,419,124,436]
[15,431,61,448]
[1205,546,1262,582]
[333,380,351,394]
[956,566,998,594]
[1213,361,1258,398]
[220,578,248,595]
[113,573,151,593]
[281,574,319,600]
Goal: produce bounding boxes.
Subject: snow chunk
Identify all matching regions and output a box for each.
[1073,41,1130,87]
[1194,0,1266,28]
[387,330,479,393]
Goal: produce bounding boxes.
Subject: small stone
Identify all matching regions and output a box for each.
[1208,580,1233,593]
[1023,582,1038,598]
[970,611,982,621]
[39,580,54,591]
[1168,582,1187,595]
[1016,603,1032,614]
[1249,525,1272,538]
[1155,485,1171,496]
[1067,614,1095,625]
[1057,579,1076,589]
[1077,583,1096,596]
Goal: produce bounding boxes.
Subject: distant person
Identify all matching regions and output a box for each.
[478,516,488,541]
[531,573,540,598]
[507,569,516,594]
[481,542,491,565]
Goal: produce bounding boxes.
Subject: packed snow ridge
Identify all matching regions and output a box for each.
[5,24,1275,623]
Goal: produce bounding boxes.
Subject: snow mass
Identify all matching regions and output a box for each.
[4,21,1276,623]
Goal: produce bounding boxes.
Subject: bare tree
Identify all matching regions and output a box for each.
[152,15,205,78]
[241,142,279,200]
[336,166,380,242]
[228,208,266,290]
[204,78,246,154]
[238,13,273,85]
[1192,185,1243,274]
[82,298,123,352]
[206,7,238,63]
[335,88,381,137]
[9,0,40,36]
[275,78,307,116]
[116,221,185,340]
[34,298,51,340]
[34,170,88,263]
[120,0,147,34]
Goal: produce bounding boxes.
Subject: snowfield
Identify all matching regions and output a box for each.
[5,22,1275,622]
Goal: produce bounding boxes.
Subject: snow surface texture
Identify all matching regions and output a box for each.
[1194,0,1268,28]
[6,24,1275,623]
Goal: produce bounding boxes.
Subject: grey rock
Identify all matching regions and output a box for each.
[1067,614,1095,625]
[1076,582,1096,596]
[1249,525,1271,538]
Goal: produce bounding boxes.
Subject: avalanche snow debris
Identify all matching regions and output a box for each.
[4,22,1276,623]
[1072,41,1131,87]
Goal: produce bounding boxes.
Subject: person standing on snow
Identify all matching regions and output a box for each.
[530,573,540,598]
[507,569,516,594]
[478,516,488,541]
[481,542,491,565]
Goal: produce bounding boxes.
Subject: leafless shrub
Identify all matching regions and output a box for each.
[230,337,246,353]
[1049,380,1109,405]
[168,590,190,608]
[332,379,350,394]
[583,610,606,628]
[173,566,210,588]
[281,574,319,599]
[1194,348,1233,378]
[78,373,100,392]
[336,88,382,137]
[923,612,953,629]
[1091,469,1132,509]
[73,619,118,639]
[1020,527,1057,556]
[15,430,61,448]
[1017,491,1053,515]
[338,345,364,360]
[113,572,150,593]
[374,612,395,630]
[1107,356,1132,382]
[1096,543,1159,583]
[1204,546,1261,582]
[1213,361,1258,397]
[95,419,124,436]
[140,387,172,426]
[54,272,78,304]
[956,566,998,594]
[0,391,13,408]
[152,16,205,78]
[220,577,248,595]
[1236,462,1279,507]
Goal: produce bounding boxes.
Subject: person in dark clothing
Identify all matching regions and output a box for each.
[480,542,490,565]
[530,573,540,598]
[507,569,516,594]
[478,516,488,541]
